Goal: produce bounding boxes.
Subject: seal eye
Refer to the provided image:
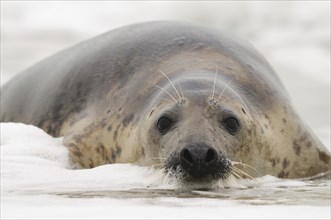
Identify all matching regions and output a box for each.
[223,117,239,134]
[157,117,173,134]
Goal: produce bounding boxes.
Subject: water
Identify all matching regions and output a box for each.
[14,177,329,206]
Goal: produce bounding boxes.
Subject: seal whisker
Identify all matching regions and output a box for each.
[154,85,178,103]
[217,78,233,100]
[230,169,243,180]
[159,70,182,103]
[148,163,165,168]
[222,97,233,104]
[146,157,167,161]
[160,98,173,104]
[144,157,167,165]
[232,166,254,179]
[210,65,218,101]
[232,170,246,180]
[223,172,242,188]
[231,161,261,177]
[231,173,240,182]
[218,82,251,111]
[177,82,185,101]
[228,173,241,186]
[225,169,239,181]
[228,86,251,111]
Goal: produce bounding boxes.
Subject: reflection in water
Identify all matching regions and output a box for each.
[10,173,330,206]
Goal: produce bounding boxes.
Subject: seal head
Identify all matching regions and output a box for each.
[139,72,263,183]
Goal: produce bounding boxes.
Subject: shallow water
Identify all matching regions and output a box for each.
[14,177,329,206]
[4,173,330,206]
[2,176,331,219]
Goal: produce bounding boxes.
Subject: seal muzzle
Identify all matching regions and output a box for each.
[167,142,231,181]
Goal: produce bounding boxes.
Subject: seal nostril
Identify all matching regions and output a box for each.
[205,148,215,163]
[182,149,193,164]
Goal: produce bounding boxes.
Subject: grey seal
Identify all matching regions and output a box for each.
[1,21,330,183]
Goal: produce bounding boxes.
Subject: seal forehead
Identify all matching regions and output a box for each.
[152,73,247,118]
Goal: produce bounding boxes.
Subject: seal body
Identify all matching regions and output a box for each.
[1,21,330,181]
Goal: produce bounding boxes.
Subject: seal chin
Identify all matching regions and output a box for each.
[165,142,231,183]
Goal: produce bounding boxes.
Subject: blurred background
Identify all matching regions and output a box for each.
[1,1,330,146]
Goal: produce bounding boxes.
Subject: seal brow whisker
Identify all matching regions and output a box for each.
[160,98,173,104]
[222,97,233,105]
[218,81,251,111]
[227,86,250,111]
[154,85,178,102]
[159,70,182,102]
[177,82,185,101]
[211,65,218,100]
[217,78,233,100]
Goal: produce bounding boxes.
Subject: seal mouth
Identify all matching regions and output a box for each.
[164,145,232,183]
[165,164,232,183]
[164,165,233,191]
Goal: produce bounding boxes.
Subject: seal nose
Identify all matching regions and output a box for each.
[180,143,218,178]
